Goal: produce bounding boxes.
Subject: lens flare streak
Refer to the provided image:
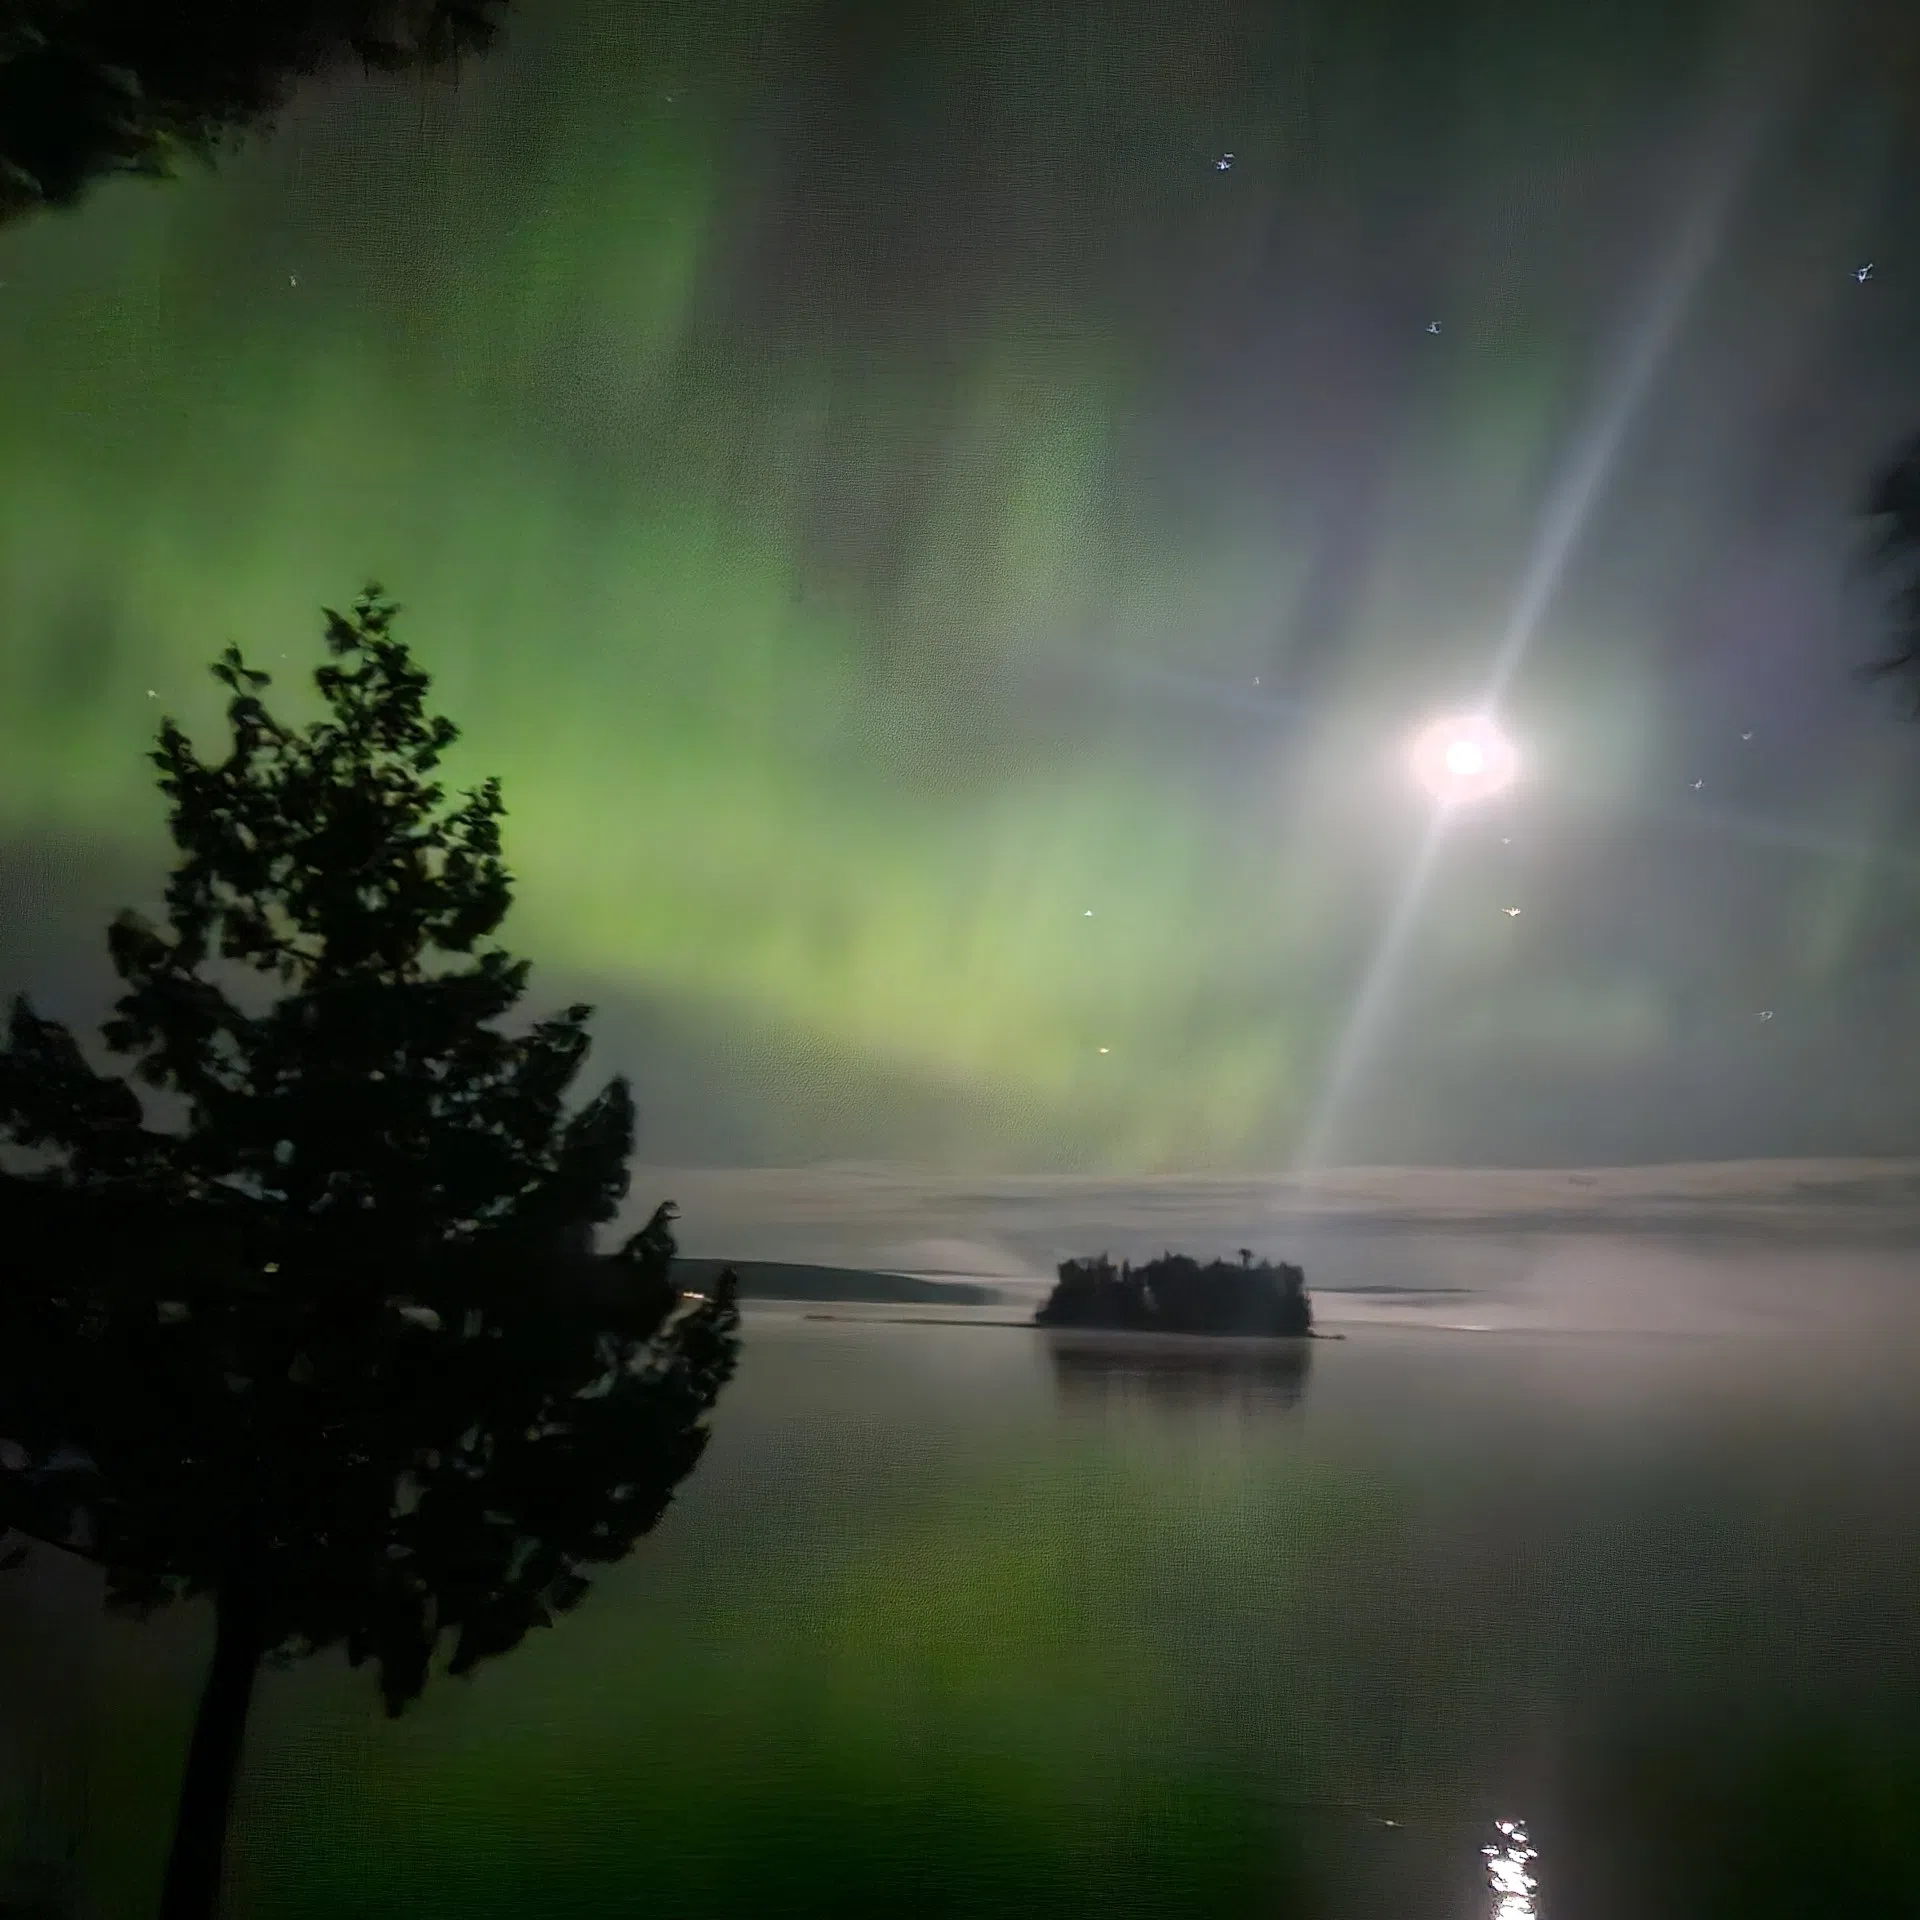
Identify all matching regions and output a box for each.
[1288,54,1779,1169]
[1290,809,1451,1173]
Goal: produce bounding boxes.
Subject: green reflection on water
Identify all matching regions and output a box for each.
[17,1318,1920,1916]
[235,1448,1319,1918]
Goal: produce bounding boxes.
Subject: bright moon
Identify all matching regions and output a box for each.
[1411,714,1518,804]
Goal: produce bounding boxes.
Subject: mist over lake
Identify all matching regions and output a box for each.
[7,1181,1920,1916]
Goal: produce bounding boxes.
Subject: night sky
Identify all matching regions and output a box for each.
[4,0,1920,1171]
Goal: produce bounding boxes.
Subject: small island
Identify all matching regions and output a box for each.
[1035,1250,1313,1337]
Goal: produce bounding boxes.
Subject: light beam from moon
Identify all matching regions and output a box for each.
[1290,810,1453,1176]
[1287,51,1779,1177]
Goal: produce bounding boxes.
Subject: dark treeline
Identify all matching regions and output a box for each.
[1037,1251,1312,1337]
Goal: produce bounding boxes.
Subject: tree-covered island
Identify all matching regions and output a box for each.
[1036,1251,1312,1337]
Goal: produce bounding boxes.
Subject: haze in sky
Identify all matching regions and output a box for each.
[3,0,1920,1170]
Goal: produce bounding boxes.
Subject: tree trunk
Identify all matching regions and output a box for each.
[158,1583,262,1920]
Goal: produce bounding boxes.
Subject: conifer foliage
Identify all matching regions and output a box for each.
[0,2,508,225]
[0,587,738,1920]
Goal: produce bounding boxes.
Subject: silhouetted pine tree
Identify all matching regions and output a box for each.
[0,587,738,1920]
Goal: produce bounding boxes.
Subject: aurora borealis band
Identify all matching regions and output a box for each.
[5,0,1920,1170]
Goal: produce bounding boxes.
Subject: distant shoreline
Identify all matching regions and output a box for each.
[787,1311,1343,1341]
[675,1258,1002,1306]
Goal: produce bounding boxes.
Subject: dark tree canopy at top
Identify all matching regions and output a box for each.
[0,0,509,225]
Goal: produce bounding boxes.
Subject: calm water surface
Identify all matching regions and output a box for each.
[7,1301,1920,1918]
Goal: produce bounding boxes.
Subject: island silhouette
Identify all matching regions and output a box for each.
[1035,1250,1313,1337]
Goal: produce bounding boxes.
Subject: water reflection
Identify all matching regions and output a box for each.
[0,1755,81,1920]
[1484,1818,1540,1919]
[1045,1332,1312,1412]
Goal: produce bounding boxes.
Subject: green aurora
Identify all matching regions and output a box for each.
[4,0,1920,1170]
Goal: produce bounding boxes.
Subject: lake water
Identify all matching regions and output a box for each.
[6,1286,1920,1917]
